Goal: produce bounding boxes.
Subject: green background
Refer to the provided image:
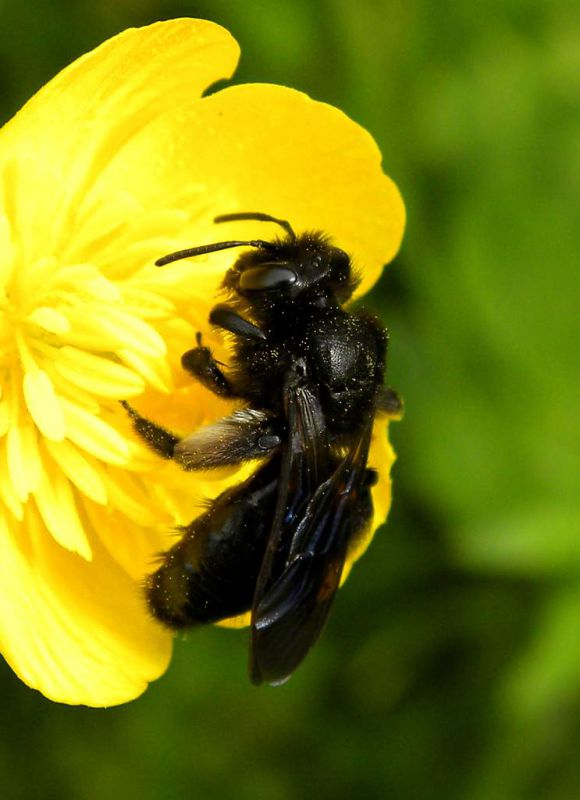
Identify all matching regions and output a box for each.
[1,1,579,798]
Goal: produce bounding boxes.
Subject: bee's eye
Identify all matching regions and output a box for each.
[239,264,297,291]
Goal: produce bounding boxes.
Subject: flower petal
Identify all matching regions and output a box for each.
[54,346,145,398]
[0,506,172,706]
[44,438,108,505]
[0,19,240,261]
[28,307,71,335]
[22,368,65,440]
[0,398,9,437]
[6,418,33,502]
[117,348,172,394]
[78,83,405,296]
[62,305,166,358]
[33,465,92,559]
[62,401,130,465]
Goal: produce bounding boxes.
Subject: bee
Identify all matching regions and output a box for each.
[124,212,402,685]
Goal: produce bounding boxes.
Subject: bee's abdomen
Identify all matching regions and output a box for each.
[146,458,279,628]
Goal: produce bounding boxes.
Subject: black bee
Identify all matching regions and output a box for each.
[124,212,401,685]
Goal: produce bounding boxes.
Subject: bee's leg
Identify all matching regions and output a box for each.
[121,402,279,469]
[182,306,266,398]
[121,401,179,459]
[180,332,237,398]
[209,304,266,341]
[173,409,280,471]
[377,386,403,417]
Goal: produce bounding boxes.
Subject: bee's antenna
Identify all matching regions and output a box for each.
[155,239,276,267]
[214,212,296,241]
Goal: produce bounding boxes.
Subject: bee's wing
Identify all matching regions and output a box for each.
[249,380,373,686]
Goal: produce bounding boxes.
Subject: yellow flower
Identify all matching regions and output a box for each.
[0,19,405,706]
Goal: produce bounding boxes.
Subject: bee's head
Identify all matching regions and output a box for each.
[225,233,357,306]
[155,213,358,306]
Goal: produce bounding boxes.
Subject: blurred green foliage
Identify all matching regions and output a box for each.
[1,1,579,798]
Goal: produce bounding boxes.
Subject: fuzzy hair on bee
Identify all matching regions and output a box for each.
[124,212,401,686]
